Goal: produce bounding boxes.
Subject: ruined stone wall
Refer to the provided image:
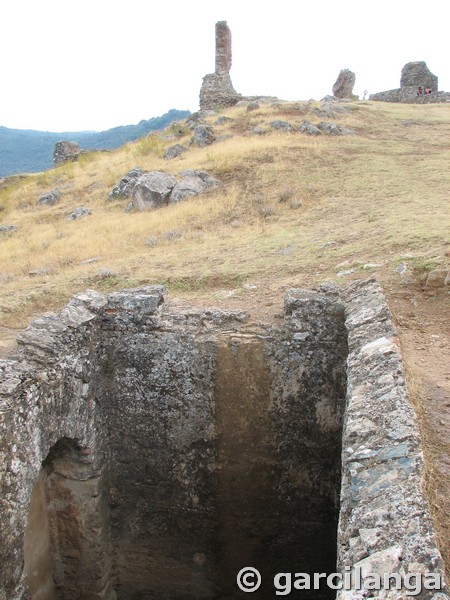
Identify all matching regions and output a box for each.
[0,281,448,600]
[369,60,450,103]
[0,291,116,600]
[97,291,347,599]
[338,279,448,597]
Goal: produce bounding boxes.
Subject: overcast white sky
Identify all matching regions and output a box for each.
[1,0,448,132]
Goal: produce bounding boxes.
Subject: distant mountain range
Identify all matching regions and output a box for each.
[0,109,191,178]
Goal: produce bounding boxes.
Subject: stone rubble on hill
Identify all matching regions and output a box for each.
[67,206,91,220]
[109,168,145,200]
[163,144,187,160]
[109,169,220,211]
[37,188,62,206]
[190,124,216,147]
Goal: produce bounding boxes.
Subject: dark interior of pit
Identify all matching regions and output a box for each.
[23,308,348,600]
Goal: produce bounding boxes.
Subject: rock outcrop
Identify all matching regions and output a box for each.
[131,172,178,210]
[169,170,219,204]
[109,169,220,210]
[37,188,62,206]
[400,61,438,90]
[53,141,81,166]
[199,21,241,111]
[163,144,187,160]
[109,168,145,200]
[332,69,356,99]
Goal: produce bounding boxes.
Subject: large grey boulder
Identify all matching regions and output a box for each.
[317,122,355,136]
[332,69,356,99]
[400,61,438,90]
[109,168,145,200]
[190,125,216,147]
[299,121,322,135]
[37,188,62,205]
[163,144,187,160]
[169,170,219,204]
[67,206,91,220]
[131,172,178,210]
[269,120,294,132]
[53,141,81,166]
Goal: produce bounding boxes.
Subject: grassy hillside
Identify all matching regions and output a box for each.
[0,109,190,177]
[0,100,448,322]
[0,99,449,566]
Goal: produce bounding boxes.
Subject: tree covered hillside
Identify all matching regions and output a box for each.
[0,109,191,177]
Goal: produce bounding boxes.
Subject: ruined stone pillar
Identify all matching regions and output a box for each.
[199,21,240,111]
[215,21,232,75]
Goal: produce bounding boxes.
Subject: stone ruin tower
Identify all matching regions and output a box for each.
[199,21,241,111]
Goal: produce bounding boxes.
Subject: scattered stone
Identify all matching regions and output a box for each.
[290,200,303,209]
[146,236,158,247]
[423,269,449,295]
[247,101,260,111]
[332,69,356,99]
[278,246,294,255]
[164,229,183,241]
[163,144,187,160]
[317,122,355,136]
[395,262,408,275]
[258,205,275,217]
[299,121,322,135]
[28,268,53,277]
[0,225,17,236]
[337,269,356,277]
[190,124,216,147]
[169,170,219,204]
[37,188,61,206]
[98,268,117,279]
[199,22,241,110]
[109,168,145,200]
[215,289,236,298]
[132,172,178,210]
[229,219,241,228]
[67,206,91,221]
[53,141,81,166]
[79,257,102,265]
[251,126,266,135]
[243,284,257,290]
[215,116,232,126]
[313,102,349,119]
[269,120,293,132]
[363,263,383,270]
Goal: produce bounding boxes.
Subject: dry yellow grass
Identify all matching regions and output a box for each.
[0,100,449,328]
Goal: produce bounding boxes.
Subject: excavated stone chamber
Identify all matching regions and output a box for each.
[0,280,447,600]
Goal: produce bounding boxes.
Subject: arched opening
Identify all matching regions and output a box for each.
[24,438,116,600]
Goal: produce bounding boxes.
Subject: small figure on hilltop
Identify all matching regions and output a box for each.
[417,86,423,96]
[425,87,432,95]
